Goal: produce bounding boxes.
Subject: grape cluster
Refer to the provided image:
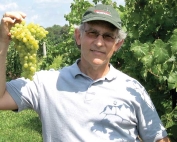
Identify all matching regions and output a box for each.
[10,20,48,80]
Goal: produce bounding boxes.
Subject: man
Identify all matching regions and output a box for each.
[0,4,170,142]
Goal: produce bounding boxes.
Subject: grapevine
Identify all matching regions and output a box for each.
[10,20,48,80]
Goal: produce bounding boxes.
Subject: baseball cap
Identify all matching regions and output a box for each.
[81,4,122,29]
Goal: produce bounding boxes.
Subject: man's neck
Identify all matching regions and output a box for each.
[78,60,110,80]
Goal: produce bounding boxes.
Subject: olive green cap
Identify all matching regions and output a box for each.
[81,4,122,29]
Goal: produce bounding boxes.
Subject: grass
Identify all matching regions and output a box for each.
[0,110,42,142]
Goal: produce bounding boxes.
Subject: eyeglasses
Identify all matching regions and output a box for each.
[84,29,117,43]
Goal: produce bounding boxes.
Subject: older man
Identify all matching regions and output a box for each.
[0,4,170,142]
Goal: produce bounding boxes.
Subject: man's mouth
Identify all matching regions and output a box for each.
[91,49,105,54]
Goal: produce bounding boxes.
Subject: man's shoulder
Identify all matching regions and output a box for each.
[112,67,143,88]
[111,66,136,81]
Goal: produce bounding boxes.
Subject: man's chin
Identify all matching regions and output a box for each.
[91,59,108,67]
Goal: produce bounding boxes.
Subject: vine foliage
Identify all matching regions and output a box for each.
[61,0,177,140]
[6,0,177,140]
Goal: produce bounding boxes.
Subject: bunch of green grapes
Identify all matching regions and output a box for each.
[10,20,48,80]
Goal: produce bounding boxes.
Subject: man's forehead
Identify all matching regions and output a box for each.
[85,21,118,31]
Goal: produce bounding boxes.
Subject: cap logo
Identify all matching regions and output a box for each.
[94,10,112,17]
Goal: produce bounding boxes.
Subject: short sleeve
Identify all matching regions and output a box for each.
[6,77,40,112]
[137,88,168,142]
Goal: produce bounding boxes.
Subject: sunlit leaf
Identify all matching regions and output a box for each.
[168,72,177,84]
[153,39,169,64]
[140,54,154,67]
[130,41,150,58]
[168,34,177,54]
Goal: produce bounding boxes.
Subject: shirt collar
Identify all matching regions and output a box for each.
[70,59,117,81]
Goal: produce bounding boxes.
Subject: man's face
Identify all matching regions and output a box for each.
[75,21,122,68]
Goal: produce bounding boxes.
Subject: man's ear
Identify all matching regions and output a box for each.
[74,28,81,46]
[114,40,124,52]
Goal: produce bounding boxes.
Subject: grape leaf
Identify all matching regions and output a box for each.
[140,54,154,68]
[168,72,177,85]
[153,39,169,64]
[168,34,177,54]
[130,41,150,58]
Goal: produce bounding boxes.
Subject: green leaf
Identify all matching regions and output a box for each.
[167,72,177,89]
[140,67,148,79]
[168,55,176,62]
[130,41,150,58]
[168,34,177,54]
[168,82,175,90]
[140,54,154,68]
[153,39,169,64]
[168,72,177,84]
[150,64,164,76]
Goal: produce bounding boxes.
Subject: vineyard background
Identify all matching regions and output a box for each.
[5,0,177,141]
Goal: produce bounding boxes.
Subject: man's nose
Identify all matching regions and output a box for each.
[94,35,105,47]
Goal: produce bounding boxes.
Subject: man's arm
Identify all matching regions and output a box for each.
[0,41,17,110]
[156,137,171,142]
[0,90,18,110]
[0,11,26,110]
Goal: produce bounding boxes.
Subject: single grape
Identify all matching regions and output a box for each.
[24,63,28,68]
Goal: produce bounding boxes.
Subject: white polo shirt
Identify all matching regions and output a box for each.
[6,59,167,142]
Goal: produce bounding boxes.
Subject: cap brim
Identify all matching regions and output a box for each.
[82,16,121,29]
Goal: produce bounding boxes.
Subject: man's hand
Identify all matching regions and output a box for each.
[0,11,26,43]
[156,137,170,142]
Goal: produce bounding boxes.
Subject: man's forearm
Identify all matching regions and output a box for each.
[156,137,171,142]
[0,40,9,98]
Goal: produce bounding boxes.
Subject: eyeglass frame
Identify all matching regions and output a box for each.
[82,27,119,43]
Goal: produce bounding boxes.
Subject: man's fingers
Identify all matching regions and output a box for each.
[1,16,16,24]
[3,11,26,22]
[0,11,26,41]
[15,11,26,19]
